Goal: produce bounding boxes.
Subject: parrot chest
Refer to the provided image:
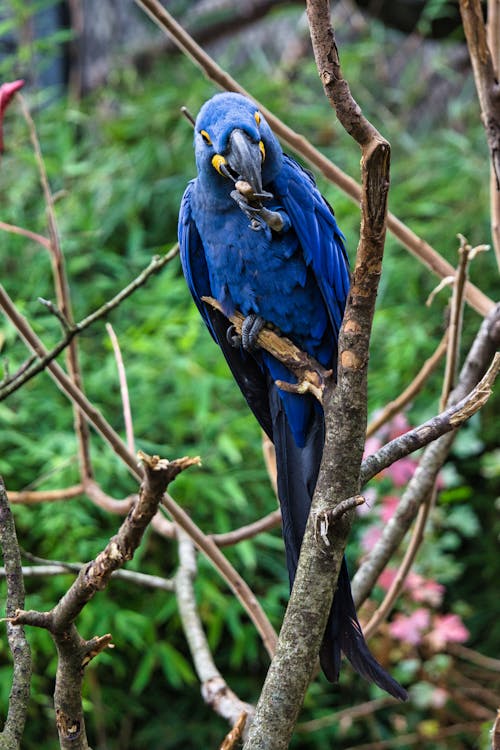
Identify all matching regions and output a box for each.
[196,204,318,335]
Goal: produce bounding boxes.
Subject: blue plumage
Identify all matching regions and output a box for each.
[179,92,406,701]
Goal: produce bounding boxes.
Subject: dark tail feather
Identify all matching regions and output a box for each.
[320,559,408,701]
[269,384,407,702]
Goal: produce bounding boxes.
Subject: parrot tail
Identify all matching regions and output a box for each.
[269,384,408,702]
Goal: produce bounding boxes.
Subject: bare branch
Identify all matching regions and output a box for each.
[162,496,278,659]
[9,452,197,749]
[0,220,50,249]
[0,479,32,749]
[8,485,84,505]
[106,323,135,454]
[360,352,499,485]
[175,530,253,731]
[459,0,500,268]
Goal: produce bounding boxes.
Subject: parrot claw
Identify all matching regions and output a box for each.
[226,324,242,348]
[230,190,289,233]
[226,315,265,350]
[241,313,264,350]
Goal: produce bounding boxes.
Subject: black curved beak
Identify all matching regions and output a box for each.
[226,129,263,194]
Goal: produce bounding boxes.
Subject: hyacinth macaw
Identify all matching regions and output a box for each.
[178,92,407,701]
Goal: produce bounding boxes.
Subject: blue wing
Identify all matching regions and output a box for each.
[179,180,274,437]
[274,154,350,352]
[178,181,215,336]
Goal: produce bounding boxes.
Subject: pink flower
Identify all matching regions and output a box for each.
[426,614,469,650]
[389,608,431,645]
[0,79,24,153]
[383,456,418,487]
[380,495,400,522]
[360,525,382,553]
[407,573,445,607]
[377,567,398,591]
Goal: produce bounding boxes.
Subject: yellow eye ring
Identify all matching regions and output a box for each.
[254,111,261,125]
[200,129,212,145]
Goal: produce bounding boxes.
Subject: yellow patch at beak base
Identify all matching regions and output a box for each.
[212,154,228,175]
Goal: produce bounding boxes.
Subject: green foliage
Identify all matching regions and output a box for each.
[0,7,498,749]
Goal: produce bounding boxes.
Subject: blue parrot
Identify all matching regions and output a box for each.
[178,92,407,701]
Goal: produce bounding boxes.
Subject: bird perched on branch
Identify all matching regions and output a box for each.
[178,92,407,701]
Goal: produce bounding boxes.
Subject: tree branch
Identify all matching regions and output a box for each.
[10,451,198,749]
[175,530,253,732]
[0,479,32,750]
[244,1,393,744]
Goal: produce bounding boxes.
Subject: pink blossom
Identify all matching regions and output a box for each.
[383,456,418,487]
[377,567,398,590]
[0,79,24,153]
[389,608,431,645]
[360,525,382,553]
[407,573,445,607]
[380,495,399,522]
[426,614,469,650]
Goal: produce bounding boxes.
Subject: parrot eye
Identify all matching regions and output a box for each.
[200,129,212,145]
[254,111,261,125]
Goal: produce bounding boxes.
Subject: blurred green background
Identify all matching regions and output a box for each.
[0,1,498,748]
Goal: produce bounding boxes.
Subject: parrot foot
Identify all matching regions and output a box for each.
[230,189,289,233]
[226,314,265,350]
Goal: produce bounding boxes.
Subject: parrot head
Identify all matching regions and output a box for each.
[193,92,283,195]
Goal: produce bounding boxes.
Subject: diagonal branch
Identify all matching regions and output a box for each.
[175,530,253,731]
[10,452,198,750]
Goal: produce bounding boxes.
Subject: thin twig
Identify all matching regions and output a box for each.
[8,484,84,504]
[0,220,51,249]
[296,697,393,733]
[0,248,178,401]
[17,93,93,483]
[134,0,494,317]
[106,323,135,454]
[211,509,282,547]
[1,564,176,591]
